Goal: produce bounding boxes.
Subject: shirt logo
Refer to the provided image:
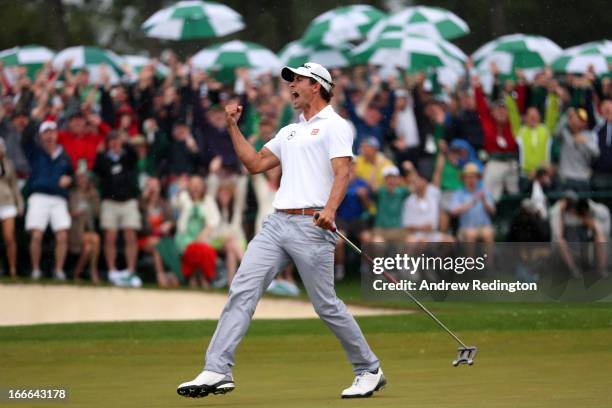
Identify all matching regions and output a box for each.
[311,128,319,135]
[287,130,296,140]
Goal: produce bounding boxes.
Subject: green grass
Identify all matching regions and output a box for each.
[2,301,612,407]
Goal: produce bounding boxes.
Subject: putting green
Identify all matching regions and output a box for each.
[1,304,612,407]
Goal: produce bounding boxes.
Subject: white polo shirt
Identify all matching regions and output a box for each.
[264,105,354,209]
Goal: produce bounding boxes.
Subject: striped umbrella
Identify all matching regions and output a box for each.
[472,34,562,75]
[279,41,351,69]
[366,6,470,42]
[142,0,244,40]
[301,5,386,48]
[0,45,54,78]
[192,40,282,73]
[122,55,170,80]
[351,32,466,72]
[551,40,612,75]
[53,46,125,84]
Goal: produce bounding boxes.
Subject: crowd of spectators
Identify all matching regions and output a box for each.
[1,51,611,287]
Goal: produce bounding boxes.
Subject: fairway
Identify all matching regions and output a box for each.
[2,303,612,407]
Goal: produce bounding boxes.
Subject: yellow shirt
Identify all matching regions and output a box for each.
[354,153,394,190]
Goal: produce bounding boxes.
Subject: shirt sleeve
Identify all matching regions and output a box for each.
[328,119,354,159]
[263,127,284,160]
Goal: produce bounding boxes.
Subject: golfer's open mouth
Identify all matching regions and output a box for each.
[291,91,300,101]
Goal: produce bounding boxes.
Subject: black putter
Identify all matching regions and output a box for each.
[315,214,478,366]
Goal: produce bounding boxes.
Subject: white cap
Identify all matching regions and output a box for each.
[39,120,57,133]
[382,166,400,177]
[281,62,334,92]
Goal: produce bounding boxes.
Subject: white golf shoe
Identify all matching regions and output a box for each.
[177,370,235,398]
[341,368,386,399]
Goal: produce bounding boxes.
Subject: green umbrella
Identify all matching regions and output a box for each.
[472,34,562,75]
[279,41,351,69]
[142,0,244,40]
[53,46,125,84]
[551,40,612,75]
[0,45,54,78]
[192,40,281,72]
[301,5,386,48]
[351,32,466,72]
[366,6,470,42]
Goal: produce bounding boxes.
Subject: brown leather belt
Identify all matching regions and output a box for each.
[276,208,321,216]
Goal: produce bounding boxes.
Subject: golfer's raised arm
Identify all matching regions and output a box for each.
[225,104,279,174]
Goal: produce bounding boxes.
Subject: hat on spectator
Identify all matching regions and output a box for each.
[361,137,380,150]
[39,120,57,133]
[281,62,334,92]
[382,166,400,178]
[395,89,409,98]
[462,162,481,177]
[575,108,588,122]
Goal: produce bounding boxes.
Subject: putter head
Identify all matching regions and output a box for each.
[452,346,477,367]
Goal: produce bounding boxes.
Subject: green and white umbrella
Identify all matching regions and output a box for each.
[142,0,244,40]
[351,31,466,72]
[551,40,612,74]
[366,6,470,42]
[301,5,386,48]
[472,34,562,75]
[53,46,125,84]
[122,55,170,81]
[0,45,54,78]
[279,41,351,69]
[192,40,282,73]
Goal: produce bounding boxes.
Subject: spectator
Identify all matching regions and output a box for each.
[363,166,409,243]
[139,177,179,288]
[23,120,73,280]
[391,89,421,166]
[528,167,554,219]
[58,112,109,170]
[434,139,470,232]
[508,89,560,191]
[473,77,519,201]
[68,167,101,283]
[402,161,454,243]
[0,138,23,279]
[550,192,609,278]
[173,175,220,287]
[344,72,395,150]
[354,137,394,191]
[93,130,142,287]
[162,122,200,194]
[207,158,247,284]
[592,99,612,191]
[450,162,496,244]
[557,108,599,192]
[449,89,484,150]
[0,109,30,176]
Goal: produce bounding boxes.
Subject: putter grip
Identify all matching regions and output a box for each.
[313,213,337,232]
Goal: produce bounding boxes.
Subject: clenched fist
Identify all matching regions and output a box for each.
[225,104,243,125]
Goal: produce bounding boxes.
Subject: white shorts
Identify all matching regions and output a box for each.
[25,193,71,232]
[0,205,17,220]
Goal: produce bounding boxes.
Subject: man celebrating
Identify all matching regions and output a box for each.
[177,63,384,399]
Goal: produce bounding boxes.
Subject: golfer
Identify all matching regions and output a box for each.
[177,62,385,399]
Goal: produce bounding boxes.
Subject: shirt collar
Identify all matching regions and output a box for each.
[298,105,334,123]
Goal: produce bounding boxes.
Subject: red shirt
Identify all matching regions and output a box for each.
[58,122,111,170]
[474,85,517,154]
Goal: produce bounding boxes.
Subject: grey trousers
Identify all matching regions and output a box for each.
[204,212,380,375]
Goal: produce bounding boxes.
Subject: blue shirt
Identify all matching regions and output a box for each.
[451,188,495,229]
[337,178,369,221]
